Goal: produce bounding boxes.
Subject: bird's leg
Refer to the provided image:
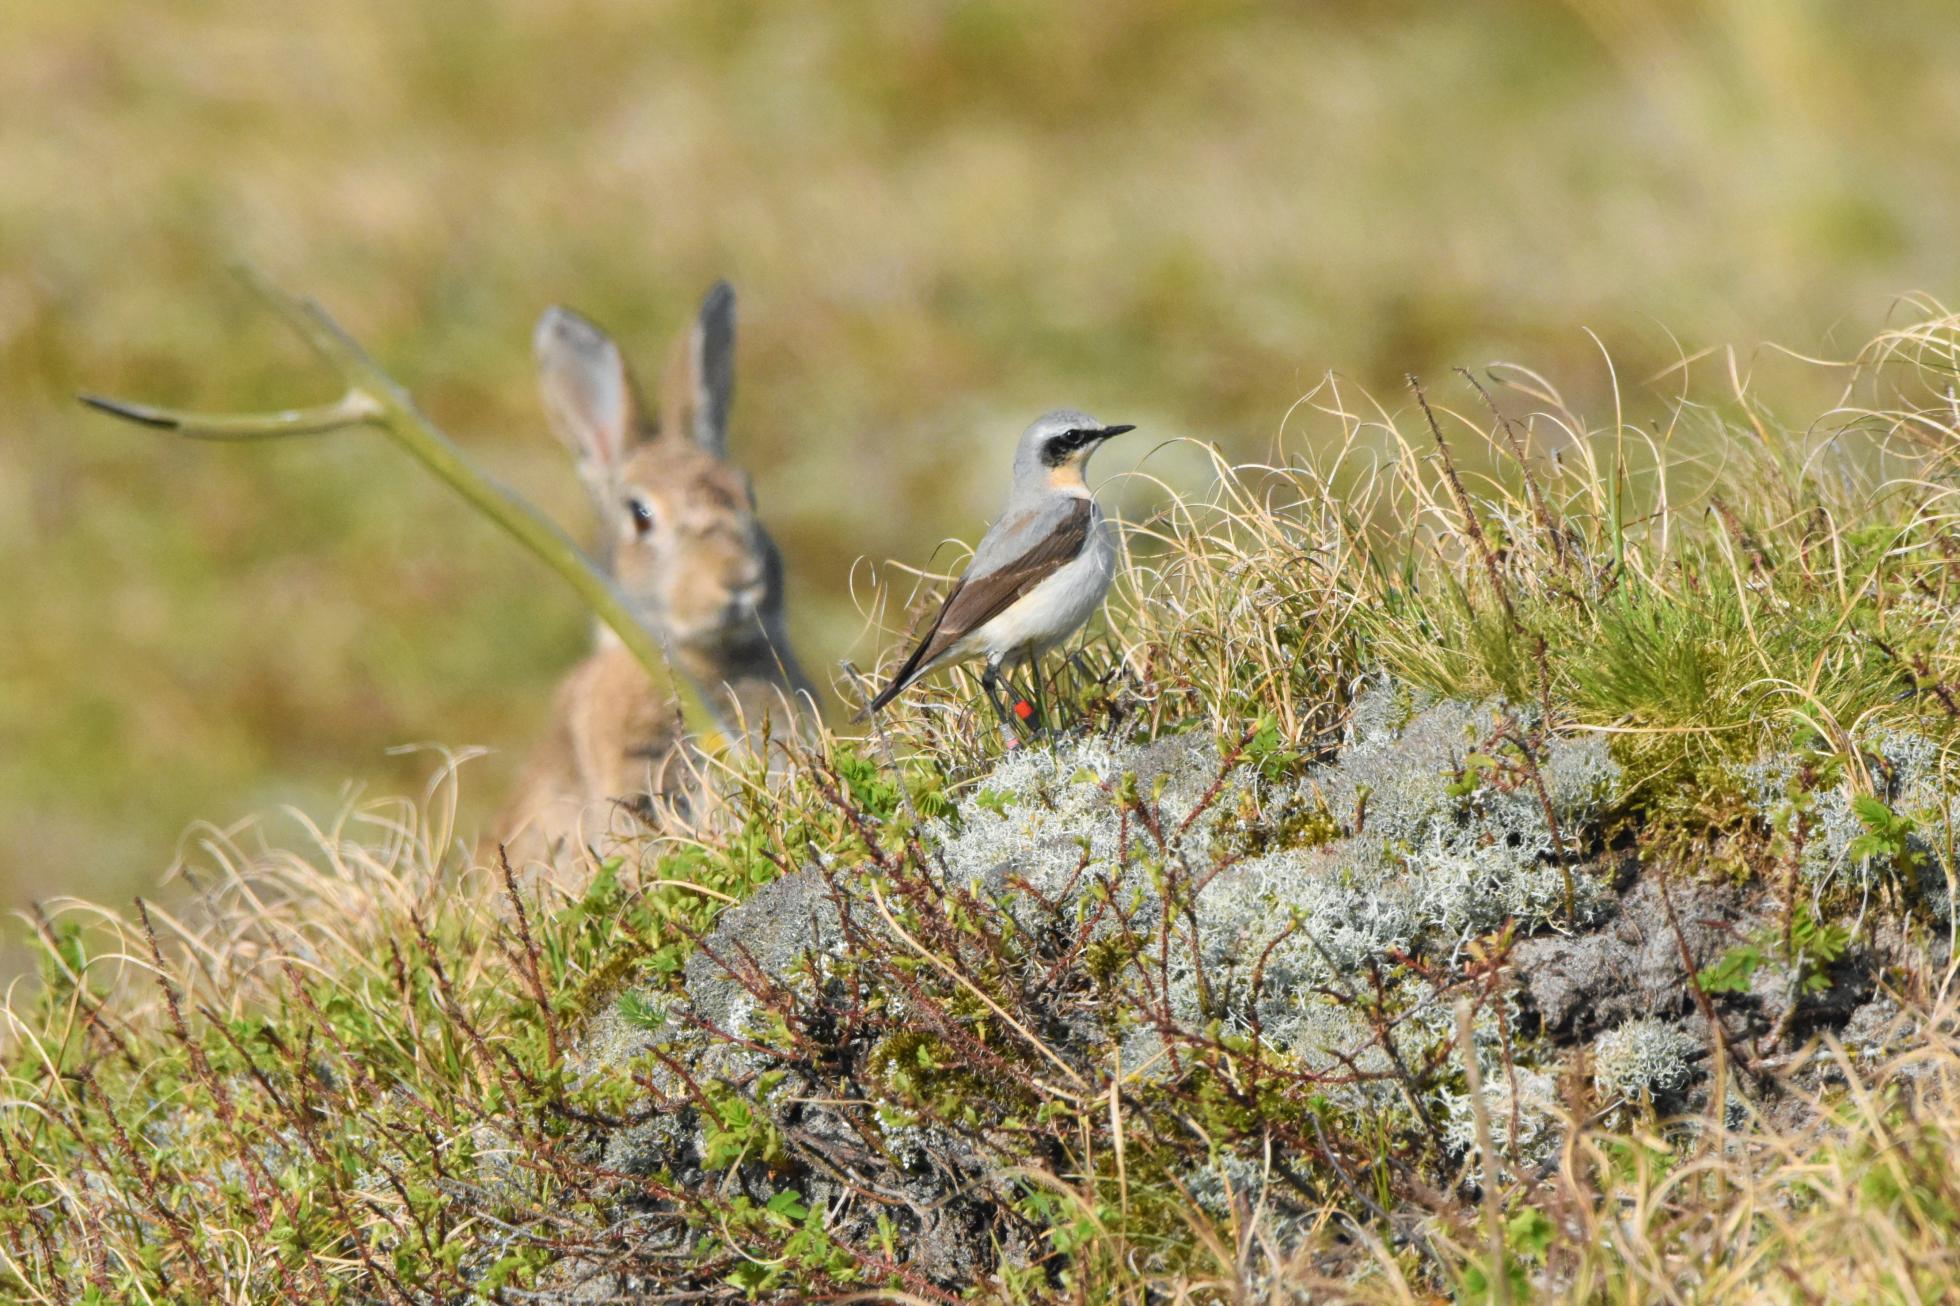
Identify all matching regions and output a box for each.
[1024,653,1052,736]
[980,660,1017,736]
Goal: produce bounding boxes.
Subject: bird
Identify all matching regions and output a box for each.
[869,409,1135,725]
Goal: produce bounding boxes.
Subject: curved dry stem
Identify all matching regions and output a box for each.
[77,391,382,439]
[76,272,731,742]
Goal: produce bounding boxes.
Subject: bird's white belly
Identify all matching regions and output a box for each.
[971,512,1116,662]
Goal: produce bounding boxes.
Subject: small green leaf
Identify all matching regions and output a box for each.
[765,1188,809,1221]
[616,990,666,1034]
[1850,794,1893,827]
[1506,1206,1556,1261]
[1698,944,1762,995]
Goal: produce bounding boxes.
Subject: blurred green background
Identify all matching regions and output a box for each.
[5,0,1960,942]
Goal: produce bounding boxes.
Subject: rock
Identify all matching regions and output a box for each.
[684,866,843,1038]
[1513,869,1755,1040]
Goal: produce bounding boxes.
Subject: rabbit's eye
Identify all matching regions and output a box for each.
[626,496,656,536]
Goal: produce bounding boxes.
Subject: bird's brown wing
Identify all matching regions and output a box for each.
[868,497,1092,711]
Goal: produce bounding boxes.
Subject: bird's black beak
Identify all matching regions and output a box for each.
[1096,423,1136,440]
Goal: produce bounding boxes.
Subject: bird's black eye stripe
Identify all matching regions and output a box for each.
[1042,427,1101,467]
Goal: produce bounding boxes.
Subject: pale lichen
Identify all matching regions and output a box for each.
[1592,1017,1700,1103]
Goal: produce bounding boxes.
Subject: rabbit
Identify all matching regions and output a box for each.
[494,282,815,866]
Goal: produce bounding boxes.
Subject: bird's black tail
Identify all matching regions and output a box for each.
[861,669,912,718]
[860,644,936,719]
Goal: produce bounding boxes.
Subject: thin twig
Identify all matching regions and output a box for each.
[842,660,925,835]
[500,846,564,1066]
[864,881,1089,1097]
[1456,997,1511,1306]
[1456,366,1567,571]
[1409,374,1519,629]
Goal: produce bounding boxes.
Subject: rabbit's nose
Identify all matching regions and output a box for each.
[733,577,768,612]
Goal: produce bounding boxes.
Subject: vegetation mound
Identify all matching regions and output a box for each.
[11,313,1960,1300]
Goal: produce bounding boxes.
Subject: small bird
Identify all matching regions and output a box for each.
[869,409,1135,724]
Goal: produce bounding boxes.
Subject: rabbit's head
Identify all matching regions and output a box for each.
[533,284,785,651]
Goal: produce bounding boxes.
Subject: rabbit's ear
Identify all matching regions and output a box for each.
[535,306,643,479]
[662,281,735,458]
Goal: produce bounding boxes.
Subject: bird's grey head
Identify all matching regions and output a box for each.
[1011,408,1136,485]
